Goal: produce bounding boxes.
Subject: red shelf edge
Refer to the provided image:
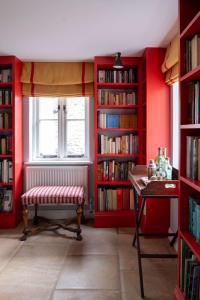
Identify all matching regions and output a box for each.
[180,11,200,39]
[180,176,200,192]
[180,231,200,260]
[97,105,138,109]
[180,124,200,129]
[180,65,200,82]
[174,285,186,300]
[97,128,138,131]
[96,180,131,185]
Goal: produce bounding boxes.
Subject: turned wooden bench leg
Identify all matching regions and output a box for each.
[76,204,83,241]
[20,205,30,241]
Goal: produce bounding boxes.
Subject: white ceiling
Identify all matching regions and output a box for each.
[0,0,178,61]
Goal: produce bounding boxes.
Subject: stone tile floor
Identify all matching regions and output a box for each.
[0,222,177,300]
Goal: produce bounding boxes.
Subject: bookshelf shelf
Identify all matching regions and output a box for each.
[180,65,200,82]
[174,286,186,300]
[180,124,200,129]
[97,83,138,88]
[0,56,23,228]
[97,180,131,186]
[180,11,200,39]
[180,176,200,192]
[180,231,200,260]
[0,154,13,158]
[97,105,138,109]
[175,2,200,299]
[97,154,137,158]
[94,56,143,227]
[98,128,138,132]
[0,82,13,87]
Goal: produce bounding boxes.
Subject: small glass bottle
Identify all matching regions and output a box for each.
[147,159,156,179]
[165,157,172,180]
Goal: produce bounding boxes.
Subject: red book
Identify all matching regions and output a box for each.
[122,188,130,210]
[117,188,123,209]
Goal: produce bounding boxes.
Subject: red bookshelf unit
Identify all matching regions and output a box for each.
[94,56,145,227]
[174,1,200,299]
[0,56,23,228]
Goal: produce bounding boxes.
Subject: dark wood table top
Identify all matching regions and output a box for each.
[128,165,179,197]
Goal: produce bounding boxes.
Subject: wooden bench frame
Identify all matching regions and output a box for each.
[20,186,85,242]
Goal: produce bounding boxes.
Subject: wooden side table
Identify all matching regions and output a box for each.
[129,165,179,298]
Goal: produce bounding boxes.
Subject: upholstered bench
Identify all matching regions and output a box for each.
[20,185,84,241]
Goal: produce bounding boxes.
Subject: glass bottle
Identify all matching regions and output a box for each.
[147,159,156,179]
[165,157,172,180]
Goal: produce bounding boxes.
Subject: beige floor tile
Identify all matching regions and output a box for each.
[0,286,52,300]
[0,243,68,300]
[68,227,118,255]
[56,255,120,290]
[52,289,121,300]
[0,237,22,273]
[120,268,176,300]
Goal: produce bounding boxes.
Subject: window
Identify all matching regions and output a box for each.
[30,97,89,161]
[171,82,180,169]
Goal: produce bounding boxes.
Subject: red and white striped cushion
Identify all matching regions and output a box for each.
[21,186,84,205]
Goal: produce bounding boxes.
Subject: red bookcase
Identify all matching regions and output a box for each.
[94,56,145,227]
[174,1,200,299]
[0,56,23,228]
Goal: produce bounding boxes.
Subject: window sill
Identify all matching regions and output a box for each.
[24,160,93,166]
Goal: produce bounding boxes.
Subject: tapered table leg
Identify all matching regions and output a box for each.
[134,191,145,298]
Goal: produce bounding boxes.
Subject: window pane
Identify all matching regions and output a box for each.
[39,97,58,119]
[39,120,58,156]
[65,120,85,156]
[66,97,85,119]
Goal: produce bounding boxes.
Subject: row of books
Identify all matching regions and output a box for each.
[98,68,137,83]
[0,159,13,183]
[0,188,12,212]
[98,89,137,105]
[180,240,200,299]
[0,68,12,83]
[189,195,200,243]
[0,136,12,154]
[0,112,12,129]
[187,81,200,124]
[97,188,134,211]
[98,113,137,129]
[98,134,138,155]
[0,89,12,105]
[186,136,200,180]
[97,161,135,181]
[185,33,200,73]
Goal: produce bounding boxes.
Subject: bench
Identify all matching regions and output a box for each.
[20,185,85,241]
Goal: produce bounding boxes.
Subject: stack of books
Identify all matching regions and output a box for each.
[98,68,137,83]
[97,188,134,211]
[98,89,137,105]
[98,112,137,129]
[0,68,12,83]
[0,188,12,212]
[187,81,200,124]
[98,133,138,155]
[180,240,200,299]
[189,195,200,243]
[186,136,200,180]
[185,34,200,73]
[97,161,135,181]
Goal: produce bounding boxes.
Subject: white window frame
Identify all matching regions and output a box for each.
[30,97,90,162]
[171,82,180,169]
